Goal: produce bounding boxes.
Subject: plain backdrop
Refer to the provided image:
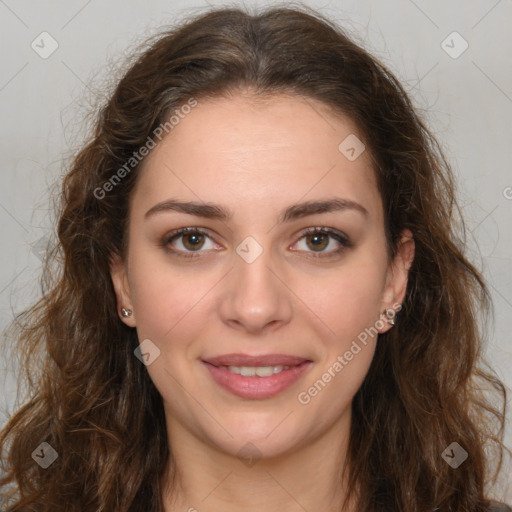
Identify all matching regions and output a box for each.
[0,0,511,502]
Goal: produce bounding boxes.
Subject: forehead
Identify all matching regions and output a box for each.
[131,92,382,222]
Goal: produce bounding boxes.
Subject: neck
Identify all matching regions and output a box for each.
[161,409,356,512]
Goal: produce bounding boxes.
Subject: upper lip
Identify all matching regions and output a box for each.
[202,353,310,367]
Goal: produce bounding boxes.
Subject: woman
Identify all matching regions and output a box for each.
[0,4,510,511]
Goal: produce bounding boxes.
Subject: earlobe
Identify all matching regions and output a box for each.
[109,252,136,326]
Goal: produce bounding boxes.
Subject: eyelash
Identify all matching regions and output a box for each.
[160,226,352,260]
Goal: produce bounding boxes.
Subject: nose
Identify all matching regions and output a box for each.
[218,238,294,335]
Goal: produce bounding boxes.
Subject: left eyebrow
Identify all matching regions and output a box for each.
[144,197,369,223]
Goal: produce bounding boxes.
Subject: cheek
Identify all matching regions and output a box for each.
[127,248,221,347]
[296,254,387,343]
[337,265,384,334]
[130,272,198,338]
[295,263,384,412]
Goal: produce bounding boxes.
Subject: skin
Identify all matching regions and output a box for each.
[110,91,415,512]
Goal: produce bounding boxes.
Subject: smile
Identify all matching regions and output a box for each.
[201,359,312,399]
[221,365,291,377]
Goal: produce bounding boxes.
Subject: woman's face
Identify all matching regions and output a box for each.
[111,92,414,460]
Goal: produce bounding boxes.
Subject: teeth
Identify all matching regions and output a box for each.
[225,365,289,377]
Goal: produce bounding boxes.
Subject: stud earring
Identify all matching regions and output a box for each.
[384,308,397,326]
[121,308,133,317]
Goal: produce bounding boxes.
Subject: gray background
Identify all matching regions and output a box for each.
[1,0,511,501]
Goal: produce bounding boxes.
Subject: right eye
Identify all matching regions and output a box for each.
[161,227,221,258]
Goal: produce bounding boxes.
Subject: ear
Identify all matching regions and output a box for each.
[377,228,415,334]
[109,252,136,327]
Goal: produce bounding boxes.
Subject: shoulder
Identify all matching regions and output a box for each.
[488,501,512,512]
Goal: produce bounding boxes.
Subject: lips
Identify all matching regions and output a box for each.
[200,353,313,399]
[201,356,313,400]
[202,353,309,367]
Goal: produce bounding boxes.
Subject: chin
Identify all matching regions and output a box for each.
[206,411,308,459]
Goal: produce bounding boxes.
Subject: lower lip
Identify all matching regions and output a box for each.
[201,361,312,399]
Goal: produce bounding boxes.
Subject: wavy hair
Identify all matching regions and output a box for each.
[0,4,509,511]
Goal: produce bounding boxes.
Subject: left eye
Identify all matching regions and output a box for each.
[291,227,351,257]
[162,227,351,258]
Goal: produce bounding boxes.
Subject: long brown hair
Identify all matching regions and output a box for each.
[0,4,508,511]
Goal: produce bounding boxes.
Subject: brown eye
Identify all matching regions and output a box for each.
[305,232,329,252]
[181,232,206,251]
[293,227,352,257]
[162,227,219,258]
